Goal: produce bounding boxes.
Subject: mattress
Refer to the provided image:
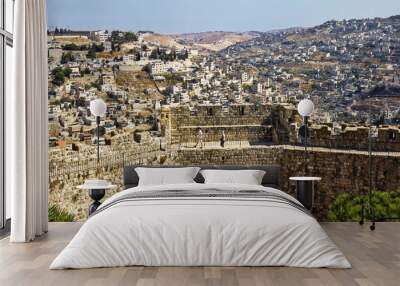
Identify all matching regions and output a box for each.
[50,183,351,269]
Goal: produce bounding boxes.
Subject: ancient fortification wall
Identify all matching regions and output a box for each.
[161,103,400,151]
[168,104,273,127]
[174,146,400,219]
[49,139,167,220]
[309,124,400,151]
[49,144,400,221]
[49,103,400,220]
[175,146,283,166]
[175,125,273,143]
[280,147,400,219]
[160,103,299,145]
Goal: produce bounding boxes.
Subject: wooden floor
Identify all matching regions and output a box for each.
[0,222,399,286]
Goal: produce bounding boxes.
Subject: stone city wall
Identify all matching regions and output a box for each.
[160,103,299,145]
[175,146,400,219]
[174,146,283,166]
[167,104,274,128]
[49,144,400,221]
[308,125,400,151]
[161,103,400,151]
[280,147,400,219]
[49,139,167,220]
[49,102,400,221]
[176,125,273,143]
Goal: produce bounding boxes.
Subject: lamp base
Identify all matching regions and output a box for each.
[88,189,105,216]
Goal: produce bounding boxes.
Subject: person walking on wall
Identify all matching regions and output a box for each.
[195,128,205,149]
[220,130,226,148]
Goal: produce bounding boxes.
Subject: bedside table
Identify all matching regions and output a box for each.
[289,177,321,210]
[77,180,117,216]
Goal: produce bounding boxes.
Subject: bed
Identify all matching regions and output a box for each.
[50,165,351,269]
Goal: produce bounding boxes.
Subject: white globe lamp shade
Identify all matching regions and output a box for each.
[297,99,314,117]
[90,99,107,117]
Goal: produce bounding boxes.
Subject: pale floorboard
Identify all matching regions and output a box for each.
[0,222,399,286]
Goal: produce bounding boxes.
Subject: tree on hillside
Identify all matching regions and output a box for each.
[90,80,102,91]
[51,66,73,85]
[81,67,91,76]
[87,43,105,59]
[63,43,88,51]
[87,49,96,59]
[178,50,189,60]
[150,48,159,60]
[94,43,105,52]
[62,43,79,51]
[61,52,75,64]
[52,71,65,86]
[124,32,138,42]
[63,67,72,78]
[51,67,63,76]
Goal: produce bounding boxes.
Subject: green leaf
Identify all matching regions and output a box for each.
[327,191,400,222]
[48,204,74,222]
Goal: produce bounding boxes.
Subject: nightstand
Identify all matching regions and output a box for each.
[289,177,321,210]
[77,180,117,216]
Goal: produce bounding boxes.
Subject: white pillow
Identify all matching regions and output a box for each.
[200,169,266,185]
[135,167,200,186]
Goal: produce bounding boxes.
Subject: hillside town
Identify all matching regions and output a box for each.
[47,16,400,159]
[221,15,400,124]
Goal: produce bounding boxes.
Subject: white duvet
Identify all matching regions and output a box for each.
[50,183,351,269]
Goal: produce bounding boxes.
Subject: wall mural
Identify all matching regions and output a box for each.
[47,0,400,221]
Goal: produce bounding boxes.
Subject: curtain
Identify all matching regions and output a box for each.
[9,0,48,242]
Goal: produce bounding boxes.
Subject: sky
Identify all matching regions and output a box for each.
[47,0,400,34]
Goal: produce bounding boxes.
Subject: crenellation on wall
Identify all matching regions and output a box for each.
[308,124,400,151]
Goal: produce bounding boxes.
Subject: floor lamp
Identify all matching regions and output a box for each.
[90,99,107,163]
[86,99,108,215]
[360,98,377,231]
[298,99,315,175]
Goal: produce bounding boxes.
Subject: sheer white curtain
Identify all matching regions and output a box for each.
[8,0,48,242]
